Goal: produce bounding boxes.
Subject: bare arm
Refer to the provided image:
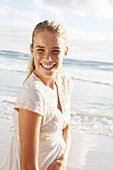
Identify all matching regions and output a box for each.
[19,108,42,170]
[61,124,71,162]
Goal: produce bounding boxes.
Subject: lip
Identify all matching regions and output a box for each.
[40,63,56,70]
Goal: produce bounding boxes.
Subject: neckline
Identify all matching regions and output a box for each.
[55,81,63,115]
[32,72,57,91]
[32,72,64,116]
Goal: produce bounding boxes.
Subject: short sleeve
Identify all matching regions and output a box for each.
[14,84,44,116]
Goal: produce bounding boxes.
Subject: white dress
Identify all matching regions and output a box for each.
[0,72,73,170]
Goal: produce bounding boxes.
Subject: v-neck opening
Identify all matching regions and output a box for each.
[55,82,63,116]
[32,72,64,116]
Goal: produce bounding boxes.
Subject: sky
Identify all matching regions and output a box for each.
[0,0,113,62]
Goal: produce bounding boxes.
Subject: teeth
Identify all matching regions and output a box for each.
[41,64,55,69]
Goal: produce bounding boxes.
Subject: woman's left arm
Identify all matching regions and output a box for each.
[61,124,71,162]
[47,124,71,170]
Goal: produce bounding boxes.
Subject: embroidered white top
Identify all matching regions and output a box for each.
[0,71,73,170]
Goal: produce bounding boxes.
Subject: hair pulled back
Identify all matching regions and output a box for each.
[25,20,67,82]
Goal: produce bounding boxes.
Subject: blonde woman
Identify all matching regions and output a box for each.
[0,20,73,170]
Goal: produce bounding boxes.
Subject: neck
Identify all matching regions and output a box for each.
[44,78,55,89]
[33,71,56,89]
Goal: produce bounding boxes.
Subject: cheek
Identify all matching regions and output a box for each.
[33,55,41,67]
[54,54,64,62]
[33,52,42,61]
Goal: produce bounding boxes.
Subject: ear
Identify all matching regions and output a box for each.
[64,46,68,59]
[30,44,33,57]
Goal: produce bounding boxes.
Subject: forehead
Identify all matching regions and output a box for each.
[33,31,65,48]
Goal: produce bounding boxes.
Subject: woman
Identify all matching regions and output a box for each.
[0,20,73,170]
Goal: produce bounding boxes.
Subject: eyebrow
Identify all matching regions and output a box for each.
[35,45,45,48]
[52,47,60,50]
[35,45,61,49]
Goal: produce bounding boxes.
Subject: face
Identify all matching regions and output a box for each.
[30,30,68,84]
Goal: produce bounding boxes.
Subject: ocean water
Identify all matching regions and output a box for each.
[0,51,113,137]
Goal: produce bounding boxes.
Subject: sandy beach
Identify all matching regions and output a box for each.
[0,118,113,170]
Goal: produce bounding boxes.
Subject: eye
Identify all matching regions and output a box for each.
[52,50,60,54]
[37,49,45,53]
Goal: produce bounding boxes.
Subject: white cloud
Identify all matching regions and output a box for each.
[67,28,113,62]
[0,6,40,53]
[69,0,113,19]
[12,9,41,23]
[0,20,32,53]
[0,5,42,24]
[33,0,113,19]
[0,6,10,16]
[33,0,64,21]
[0,4,44,53]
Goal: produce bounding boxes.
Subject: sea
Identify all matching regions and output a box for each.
[0,51,113,137]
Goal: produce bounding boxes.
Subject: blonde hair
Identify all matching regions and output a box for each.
[24,20,67,83]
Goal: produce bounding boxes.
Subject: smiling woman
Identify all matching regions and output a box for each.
[30,30,68,87]
[0,20,73,170]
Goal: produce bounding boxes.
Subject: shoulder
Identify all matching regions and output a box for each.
[60,71,72,81]
[59,70,73,91]
[14,73,45,115]
[23,73,45,98]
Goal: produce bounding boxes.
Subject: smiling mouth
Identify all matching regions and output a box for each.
[40,63,56,70]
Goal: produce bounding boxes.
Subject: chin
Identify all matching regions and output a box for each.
[42,72,57,79]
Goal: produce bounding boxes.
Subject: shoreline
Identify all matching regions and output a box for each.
[0,118,113,170]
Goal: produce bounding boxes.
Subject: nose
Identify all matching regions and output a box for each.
[45,51,52,61]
